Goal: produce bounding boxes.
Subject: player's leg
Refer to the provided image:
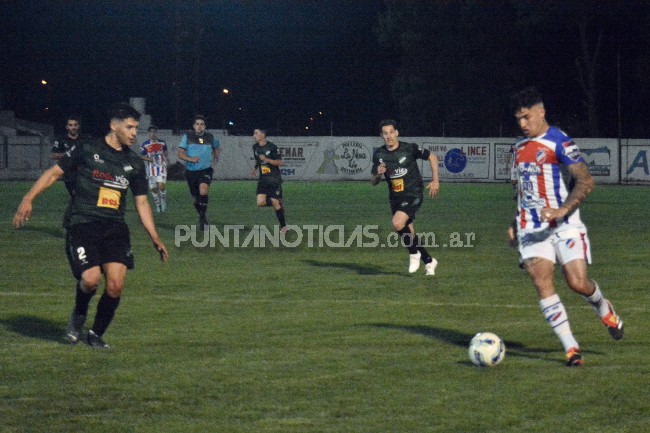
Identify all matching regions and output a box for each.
[87,262,127,348]
[149,176,161,212]
[270,184,287,230]
[256,194,268,207]
[196,168,213,228]
[65,223,102,344]
[87,223,133,348]
[559,239,624,340]
[158,180,167,212]
[523,251,582,366]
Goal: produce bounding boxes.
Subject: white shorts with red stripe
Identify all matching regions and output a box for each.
[518,226,592,265]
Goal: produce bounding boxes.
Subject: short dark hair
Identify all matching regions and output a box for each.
[254,128,267,136]
[510,87,544,112]
[66,115,80,124]
[194,115,206,123]
[108,103,141,122]
[379,119,398,131]
[148,125,158,131]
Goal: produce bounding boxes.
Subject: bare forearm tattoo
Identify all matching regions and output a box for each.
[561,163,594,215]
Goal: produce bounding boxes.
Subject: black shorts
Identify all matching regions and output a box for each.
[390,195,423,221]
[67,221,134,280]
[256,179,283,199]
[186,167,214,197]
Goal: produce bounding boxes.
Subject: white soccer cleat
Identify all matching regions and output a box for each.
[409,252,421,273]
[425,258,438,276]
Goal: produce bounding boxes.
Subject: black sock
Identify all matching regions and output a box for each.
[197,194,208,218]
[275,208,286,227]
[91,292,121,337]
[74,281,94,316]
[417,239,433,264]
[398,228,418,254]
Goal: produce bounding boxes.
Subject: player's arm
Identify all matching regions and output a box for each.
[177,135,197,163]
[134,194,168,263]
[13,165,65,228]
[426,153,440,198]
[541,162,594,222]
[370,154,385,185]
[212,147,220,165]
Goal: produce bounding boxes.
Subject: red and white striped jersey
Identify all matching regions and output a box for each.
[140,139,168,177]
[514,126,585,233]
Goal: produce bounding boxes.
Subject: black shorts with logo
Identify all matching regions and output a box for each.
[186,167,214,197]
[256,179,283,199]
[389,194,423,221]
[66,221,134,280]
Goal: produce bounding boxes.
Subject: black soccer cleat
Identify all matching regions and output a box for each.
[87,330,110,349]
[65,311,86,345]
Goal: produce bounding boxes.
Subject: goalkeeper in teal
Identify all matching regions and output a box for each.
[250,128,287,232]
[178,115,221,230]
[371,119,440,275]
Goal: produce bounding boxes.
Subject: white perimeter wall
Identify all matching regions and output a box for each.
[2,131,649,184]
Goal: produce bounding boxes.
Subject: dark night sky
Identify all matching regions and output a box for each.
[3,1,649,138]
[1,0,392,137]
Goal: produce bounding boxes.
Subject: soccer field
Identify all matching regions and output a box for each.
[1,180,648,433]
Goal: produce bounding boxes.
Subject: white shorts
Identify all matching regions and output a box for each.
[518,227,592,266]
[148,175,166,189]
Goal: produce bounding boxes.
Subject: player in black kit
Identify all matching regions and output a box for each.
[371,119,440,275]
[14,103,168,349]
[250,128,288,232]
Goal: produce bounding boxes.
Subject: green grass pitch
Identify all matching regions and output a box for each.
[0,180,648,433]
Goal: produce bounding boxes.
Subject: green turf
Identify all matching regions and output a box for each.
[0,180,648,433]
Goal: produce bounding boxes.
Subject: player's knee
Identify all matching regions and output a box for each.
[158,184,166,192]
[80,274,101,293]
[565,273,591,293]
[256,198,267,207]
[105,278,125,298]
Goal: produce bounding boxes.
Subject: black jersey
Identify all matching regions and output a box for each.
[372,141,430,201]
[253,141,283,183]
[57,138,148,226]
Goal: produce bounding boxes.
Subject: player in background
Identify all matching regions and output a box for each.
[13,103,168,349]
[371,119,440,275]
[140,125,168,212]
[507,87,623,366]
[504,143,518,199]
[178,115,220,230]
[250,128,287,232]
[51,115,88,196]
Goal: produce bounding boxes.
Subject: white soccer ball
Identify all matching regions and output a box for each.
[468,332,506,367]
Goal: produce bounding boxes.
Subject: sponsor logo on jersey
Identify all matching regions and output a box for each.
[97,187,121,210]
[390,168,408,178]
[124,164,133,172]
[93,154,105,164]
[518,164,542,176]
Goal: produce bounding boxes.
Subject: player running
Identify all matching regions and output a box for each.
[250,128,287,232]
[371,119,440,275]
[140,125,168,212]
[13,103,168,349]
[507,87,624,366]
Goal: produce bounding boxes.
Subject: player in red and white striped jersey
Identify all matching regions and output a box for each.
[507,87,623,367]
[140,126,168,212]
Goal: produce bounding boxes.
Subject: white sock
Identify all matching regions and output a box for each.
[159,191,167,210]
[152,191,161,209]
[540,294,579,352]
[583,281,609,317]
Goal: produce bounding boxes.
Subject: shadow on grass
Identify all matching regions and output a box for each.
[1,315,65,343]
[367,323,590,365]
[304,259,404,276]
